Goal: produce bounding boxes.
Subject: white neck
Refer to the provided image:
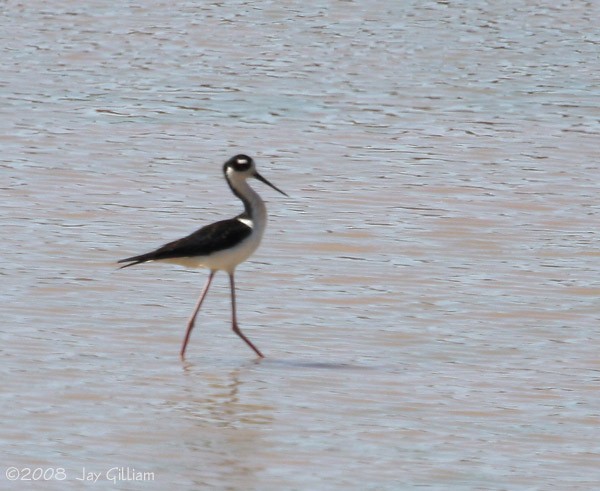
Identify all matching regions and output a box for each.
[228,173,268,234]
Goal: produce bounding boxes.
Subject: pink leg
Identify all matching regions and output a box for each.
[180,271,215,359]
[229,272,265,358]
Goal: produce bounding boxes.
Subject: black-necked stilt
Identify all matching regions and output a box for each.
[118,154,287,359]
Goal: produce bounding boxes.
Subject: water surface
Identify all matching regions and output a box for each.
[2,1,599,489]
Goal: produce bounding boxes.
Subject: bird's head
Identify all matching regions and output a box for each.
[223,155,288,196]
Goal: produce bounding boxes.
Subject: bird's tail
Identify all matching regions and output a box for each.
[117,253,154,269]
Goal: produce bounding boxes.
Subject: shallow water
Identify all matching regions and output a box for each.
[2,1,599,489]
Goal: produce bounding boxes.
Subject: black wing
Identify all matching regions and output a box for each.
[118,218,252,268]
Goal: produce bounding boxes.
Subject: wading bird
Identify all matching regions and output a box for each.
[118,155,287,359]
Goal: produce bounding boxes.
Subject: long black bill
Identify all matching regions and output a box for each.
[254,172,288,197]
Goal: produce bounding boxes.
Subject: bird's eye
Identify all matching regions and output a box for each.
[224,154,254,174]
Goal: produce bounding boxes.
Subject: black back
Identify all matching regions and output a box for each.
[118,218,252,268]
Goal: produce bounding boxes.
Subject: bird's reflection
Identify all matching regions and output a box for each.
[180,358,270,424]
[172,358,273,487]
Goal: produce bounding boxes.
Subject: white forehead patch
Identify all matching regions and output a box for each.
[237,158,249,164]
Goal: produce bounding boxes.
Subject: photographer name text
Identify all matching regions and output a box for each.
[77,466,155,483]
